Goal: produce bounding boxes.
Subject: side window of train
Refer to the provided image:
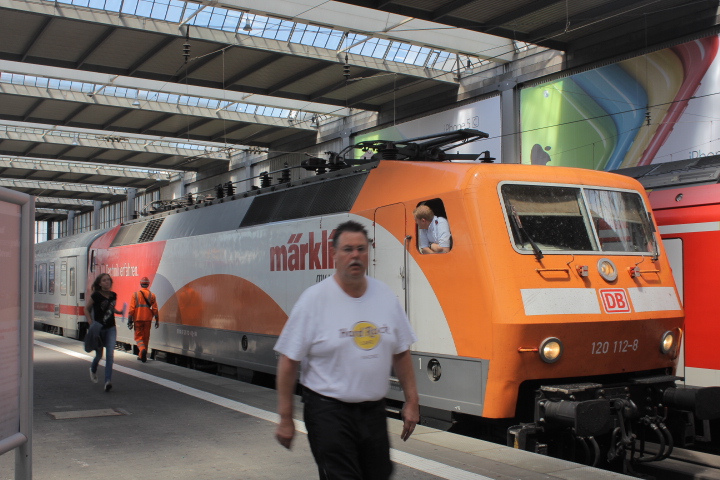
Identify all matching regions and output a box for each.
[37,263,47,294]
[90,250,96,272]
[413,199,452,254]
[60,261,67,296]
[69,268,76,297]
[48,262,55,295]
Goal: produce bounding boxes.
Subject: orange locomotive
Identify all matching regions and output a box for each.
[34,131,720,470]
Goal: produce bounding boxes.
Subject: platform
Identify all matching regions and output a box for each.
[0,330,633,480]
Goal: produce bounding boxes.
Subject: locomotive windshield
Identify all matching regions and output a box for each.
[501,183,656,255]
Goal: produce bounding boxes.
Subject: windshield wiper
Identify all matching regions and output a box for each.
[643,211,660,261]
[509,205,544,260]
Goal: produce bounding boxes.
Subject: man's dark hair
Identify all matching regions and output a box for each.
[332,220,369,248]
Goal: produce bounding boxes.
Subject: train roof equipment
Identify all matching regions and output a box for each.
[137,129,493,218]
[612,154,720,190]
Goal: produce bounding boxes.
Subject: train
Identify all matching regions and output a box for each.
[615,154,720,446]
[33,130,720,472]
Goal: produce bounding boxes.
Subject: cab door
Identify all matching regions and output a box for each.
[372,203,408,311]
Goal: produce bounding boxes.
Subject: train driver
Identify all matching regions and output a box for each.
[413,204,452,254]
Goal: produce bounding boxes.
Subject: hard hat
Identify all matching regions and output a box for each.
[140,277,150,287]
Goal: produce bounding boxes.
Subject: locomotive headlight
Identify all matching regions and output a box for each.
[540,337,563,363]
[660,331,675,354]
[597,258,618,282]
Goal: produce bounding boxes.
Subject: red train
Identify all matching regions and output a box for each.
[617,155,720,442]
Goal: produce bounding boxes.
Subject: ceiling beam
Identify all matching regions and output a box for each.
[0,155,181,180]
[0,59,353,116]
[0,177,128,195]
[0,120,235,160]
[266,64,335,96]
[22,98,45,121]
[0,82,316,130]
[36,196,95,207]
[76,26,116,69]
[20,16,51,62]
[128,36,176,76]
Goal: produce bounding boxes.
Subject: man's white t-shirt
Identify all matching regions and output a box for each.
[274,276,417,403]
[418,216,451,249]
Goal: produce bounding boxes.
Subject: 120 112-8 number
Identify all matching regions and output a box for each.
[591,340,638,354]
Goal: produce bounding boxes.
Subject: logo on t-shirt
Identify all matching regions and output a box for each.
[339,321,389,350]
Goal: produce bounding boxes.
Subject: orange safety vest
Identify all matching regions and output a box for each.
[128,288,158,322]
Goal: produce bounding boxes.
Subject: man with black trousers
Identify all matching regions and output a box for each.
[274,220,419,480]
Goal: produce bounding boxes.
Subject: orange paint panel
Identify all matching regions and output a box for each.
[160,274,288,335]
[483,318,680,418]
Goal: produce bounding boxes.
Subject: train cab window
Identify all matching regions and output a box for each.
[69,268,76,297]
[413,199,452,254]
[48,262,55,295]
[60,261,67,296]
[585,189,655,253]
[37,263,47,293]
[501,183,655,255]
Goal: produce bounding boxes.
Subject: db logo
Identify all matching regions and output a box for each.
[600,288,632,313]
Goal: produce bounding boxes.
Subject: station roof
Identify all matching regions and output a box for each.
[0,0,717,221]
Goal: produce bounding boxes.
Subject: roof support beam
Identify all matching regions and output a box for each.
[0,120,235,160]
[431,0,476,21]
[0,177,128,195]
[21,16,51,62]
[0,155,181,180]
[176,48,227,83]
[22,98,45,121]
[0,82,315,129]
[173,118,214,137]
[127,37,176,76]
[102,109,135,129]
[224,54,284,89]
[36,196,95,207]
[266,64,334,96]
[63,104,91,126]
[76,26,116,69]
[0,59,354,116]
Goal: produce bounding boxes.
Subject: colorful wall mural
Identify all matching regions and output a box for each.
[521,36,720,170]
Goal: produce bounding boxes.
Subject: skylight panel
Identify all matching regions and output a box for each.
[42,0,479,73]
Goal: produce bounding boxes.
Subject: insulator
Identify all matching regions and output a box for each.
[186,192,194,204]
[260,171,271,188]
[343,53,350,78]
[279,163,291,183]
[182,43,191,60]
[225,181,235,196]
[215,184,225,199]
[381,148,399,160]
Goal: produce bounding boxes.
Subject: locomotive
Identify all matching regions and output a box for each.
[34,130,720,471]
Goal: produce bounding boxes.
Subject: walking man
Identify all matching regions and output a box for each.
[127,276,159,362]
[274,220,419,480]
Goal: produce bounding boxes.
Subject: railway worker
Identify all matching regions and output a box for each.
[127,276,159,363]
[274,220,419,480]
[413,204,452,254]
[85,273,125,392]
